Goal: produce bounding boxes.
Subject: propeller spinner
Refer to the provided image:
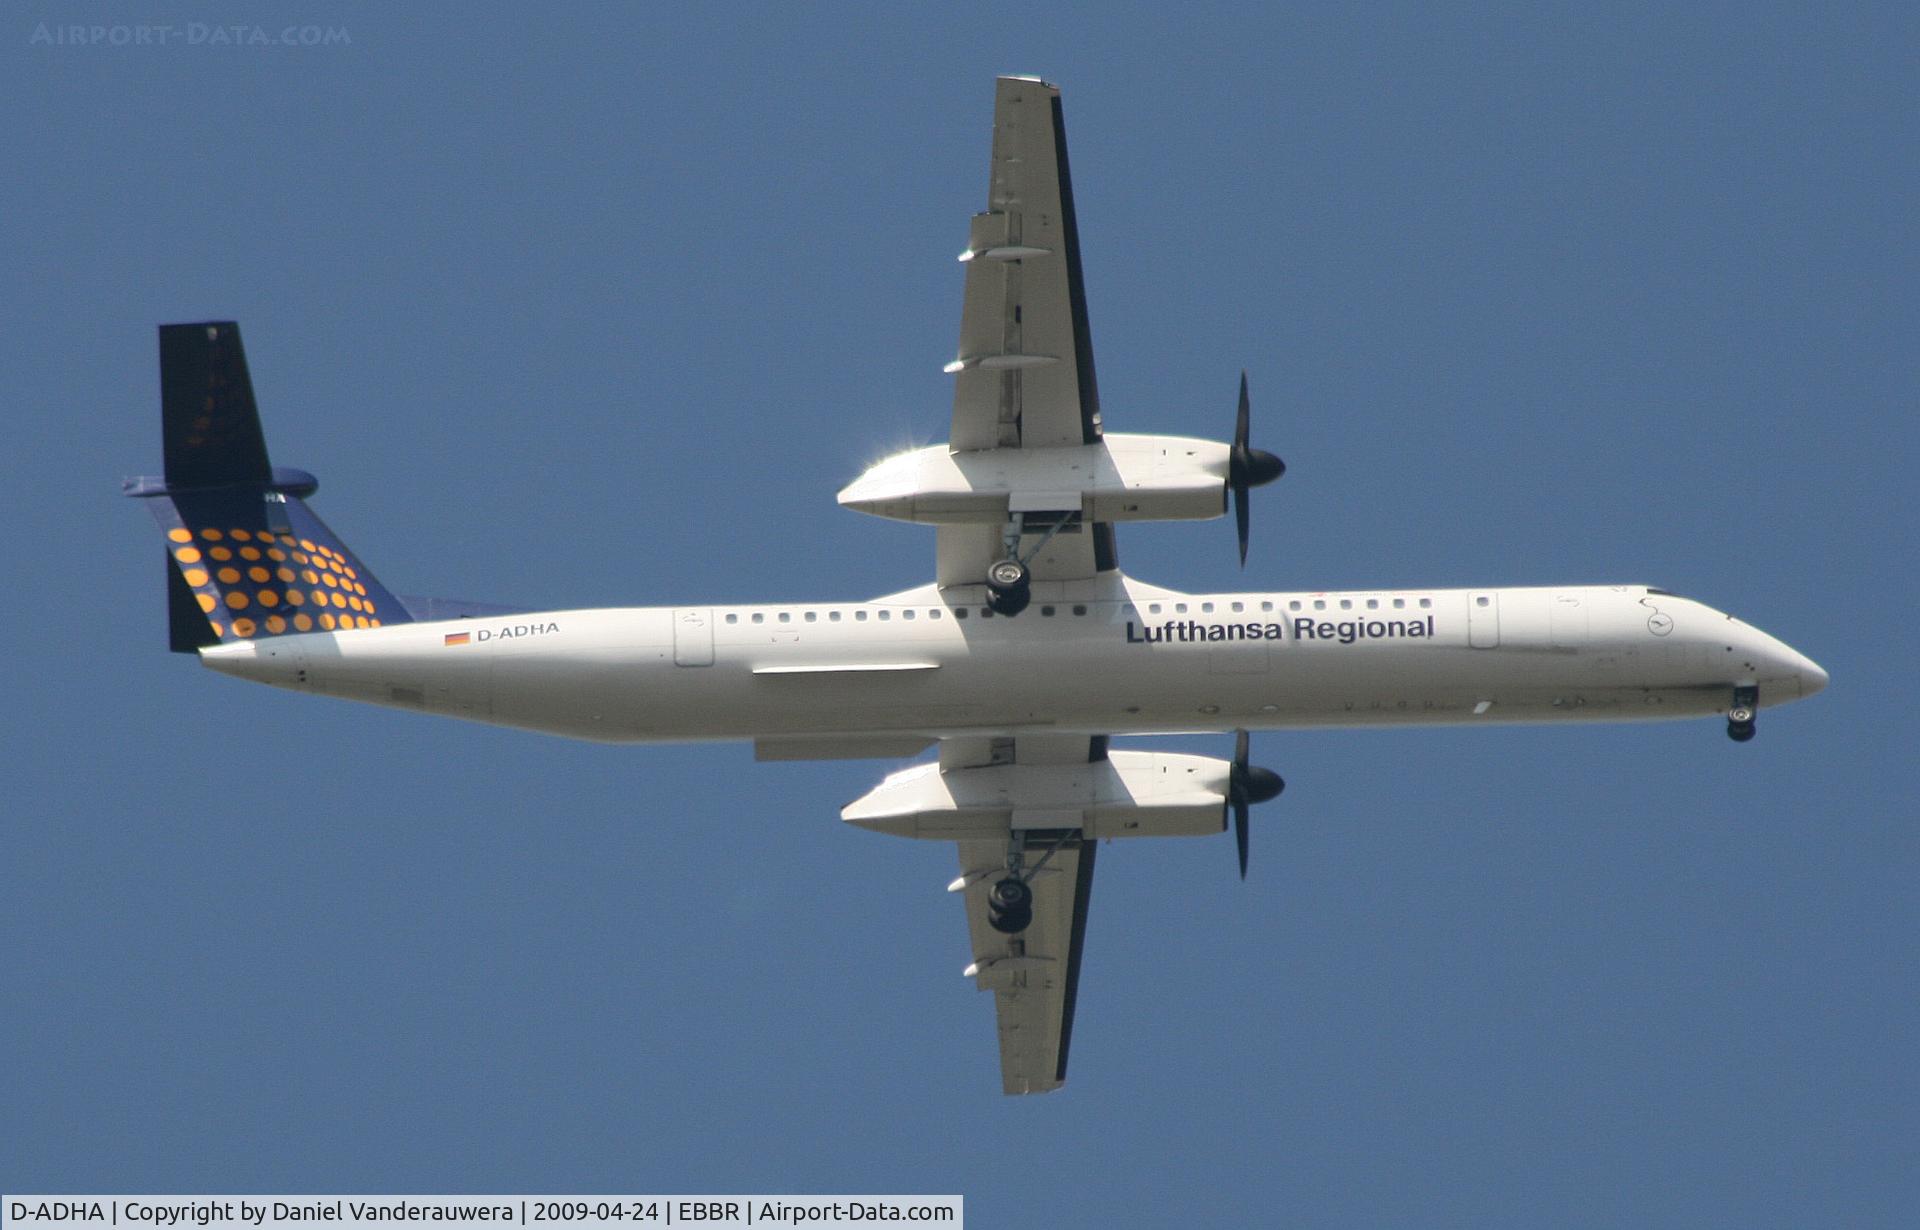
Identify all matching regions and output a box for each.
[1229,371,1286,566]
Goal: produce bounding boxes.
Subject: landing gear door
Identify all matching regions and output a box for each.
[1468,592,1500,649]
[672,607,715,666]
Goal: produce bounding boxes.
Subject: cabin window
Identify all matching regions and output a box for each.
[902,610,915,620]
[725,613,738,624]
[778,612,791,623]
[1288,600,1301,612]
[1419,598,1432,609]
[1072,605,1087,616]
[979,607,993,617]
[1041,605,1055,616]
[829,611,841,622]
[1366,598,1379,610]
[855,610,867,621]
[1175,603,1189,614]
[1339,599,1353,610]
[928,609,941,620]
[1261,601,1274,612]
[1201,602,1214,613]
[878,610,891,621]
[955,607,969,619]
[751,613,765,624]
[804,611,817,622]
[1149,603,1163,615]
[1392,598,1405,609]
[1476,596,1490,607]
[1313,600,1326,611]
[1230,602,1243,613]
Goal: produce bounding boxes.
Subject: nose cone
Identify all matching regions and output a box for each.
[1795,651,1830,699]
[1757,633,1828,701]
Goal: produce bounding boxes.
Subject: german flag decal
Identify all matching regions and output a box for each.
[444,631,470,646]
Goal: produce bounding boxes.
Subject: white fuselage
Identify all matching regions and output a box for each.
[200,581,1827,743]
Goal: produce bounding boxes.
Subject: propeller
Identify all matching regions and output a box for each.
[1228,729,1285,880]
[1229,371,1286,566]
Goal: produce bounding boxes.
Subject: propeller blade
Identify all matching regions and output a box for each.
[1234,793,1250,880]
[1227,372,1282,567]
[1234,483,1251,566]
[1235,371,1251,452]
[1228,730,1283,879]
[1232,729,1252,878]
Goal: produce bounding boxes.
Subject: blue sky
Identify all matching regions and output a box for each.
[3,3,1914,1224]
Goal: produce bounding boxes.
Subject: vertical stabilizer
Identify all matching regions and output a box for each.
[125,322,413,649]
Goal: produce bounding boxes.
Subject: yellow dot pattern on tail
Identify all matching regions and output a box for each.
[170,527,382,640]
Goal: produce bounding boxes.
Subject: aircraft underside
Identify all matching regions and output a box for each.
[135,74,1825,1094]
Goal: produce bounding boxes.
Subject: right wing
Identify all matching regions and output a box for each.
[954,833,1096,1095]
[944,733,1104,1095]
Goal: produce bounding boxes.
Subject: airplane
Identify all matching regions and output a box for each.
[126,76,1826,1095]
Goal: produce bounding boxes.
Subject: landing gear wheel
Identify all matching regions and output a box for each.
[987,558,1029,589]
[987,876,1034,934]
[1727,685,1758,742]
[986,558,1031,617]
[986,586,1031,616]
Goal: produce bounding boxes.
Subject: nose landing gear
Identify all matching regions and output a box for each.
[1727,685,1758,742]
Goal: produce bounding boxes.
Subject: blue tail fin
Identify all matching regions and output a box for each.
[125,322,415,649]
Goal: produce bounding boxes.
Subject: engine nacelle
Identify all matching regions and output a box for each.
[836,433,1230,525]
[841,750,1231,841]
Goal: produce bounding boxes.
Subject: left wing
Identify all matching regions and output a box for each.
[938,76,1117,589]
[947,75,1101,452]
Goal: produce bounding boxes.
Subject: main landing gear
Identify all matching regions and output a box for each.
[1727,685,1758,742]
[986,557,1031,617]
[985,510,1076,616]
[986,829,1074,934]
[987,876,1033,934]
